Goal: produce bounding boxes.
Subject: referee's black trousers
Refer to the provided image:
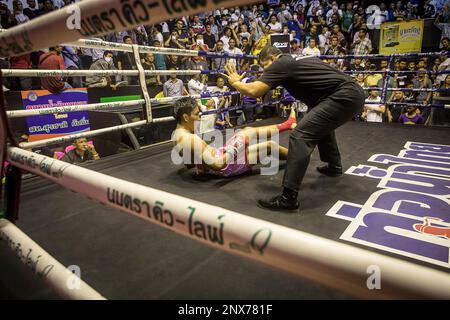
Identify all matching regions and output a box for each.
[282,82,365,192]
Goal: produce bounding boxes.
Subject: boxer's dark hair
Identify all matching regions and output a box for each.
[173,97,198,124]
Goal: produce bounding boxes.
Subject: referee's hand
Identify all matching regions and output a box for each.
[220,63,246,86]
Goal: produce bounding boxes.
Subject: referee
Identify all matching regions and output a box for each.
[222,45,366,211]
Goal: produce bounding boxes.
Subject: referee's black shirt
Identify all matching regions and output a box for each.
[258,55,356,107]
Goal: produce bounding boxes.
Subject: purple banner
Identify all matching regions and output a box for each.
[21,89,90,142]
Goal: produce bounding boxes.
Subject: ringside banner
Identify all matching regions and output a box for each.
[0,0,262,58]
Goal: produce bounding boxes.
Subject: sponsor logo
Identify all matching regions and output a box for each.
[326,142,450,268]
[272,42,288,48]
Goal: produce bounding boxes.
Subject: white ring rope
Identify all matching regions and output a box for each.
[20,120,145,149]
[0,0,262,58]
[0,218,105,299]
[64,38,200,57]
[6,100,146,118]
[5,91,242,118]
[1,69,201,77]
[6,146,450,299]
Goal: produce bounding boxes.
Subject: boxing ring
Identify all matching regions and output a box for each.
[1,0,450,300]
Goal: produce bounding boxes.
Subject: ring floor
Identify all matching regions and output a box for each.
[1,120,449,299]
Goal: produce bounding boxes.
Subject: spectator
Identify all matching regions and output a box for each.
[61,138,100,164]
[163,69,188,97]
[328,13,340,29]
[212,40,227,71]
[349,14,364,41]
[0,3,16,29]
[395,58,409,87]
[325,35,342,55]
[203,23,217,50]
[80,36,104,69]
[318,26,330,53]
[165,30,186,49]
[23,0,39,20]
[215,97,233,130]
[9,54,32,91]
[238,23,251,45]
[304,25,320,48]
[86,51,123,89]
[239,36,252,67]
[152,40,167,82]
[423,0,437,18]
[326,3,342,26]
[363,89,385,123]
[349,58,365,71]
[399,106,424,124]
[365,63,383,88]
[151,25,164,47]
[186,26,197,48]
[134,25,149,45]
[287,13,303,42]
[38,46,71,94]
[208,76,231,107]
[290,40,302,55]
[404,81,419,104]
[351,28,372,55]
[13,0,30,24]
[393,1,407,20]
[267,15,282,34]
[117,36,138,85]
[441,37,450,51]
[62,46,82,88]
[252,25,271,57]
[198,98,218,134]
[225,38,243,67]
[237,75,257,126]
[354,73,366,88]
[40,0,54,15]
[142,53,162,87]
[307,6,324,31]
[220,27,233,50]
[160,21,170,40]
[302,38,320,56]
[277,3,292,25]
[341,2,354,34]
[435,12,450,47]
[188,73,208,95]
[191,15,205,34]
[166,55,182,70]
[174,19,189,47]
[387,90,407,122]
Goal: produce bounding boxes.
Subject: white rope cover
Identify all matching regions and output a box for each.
[0,0,262,58]
[6,146,450,299]
[0,219,105,299]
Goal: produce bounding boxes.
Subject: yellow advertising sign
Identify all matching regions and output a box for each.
[379,19,424,54]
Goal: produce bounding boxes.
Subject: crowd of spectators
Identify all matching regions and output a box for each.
[1,0,449,128]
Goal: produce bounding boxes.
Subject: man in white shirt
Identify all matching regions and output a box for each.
[198,98,219,134]
[302,39,320,56]
[188,74,208,95]
[220,27,232,50]
[364,90,385,123]
[225,38,243,67]
[208,76,231,108]
[268,15,282,34]
[318,26,329,54]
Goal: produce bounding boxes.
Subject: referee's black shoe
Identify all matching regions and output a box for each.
[316,164,343,177]
[257,194,299,212]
